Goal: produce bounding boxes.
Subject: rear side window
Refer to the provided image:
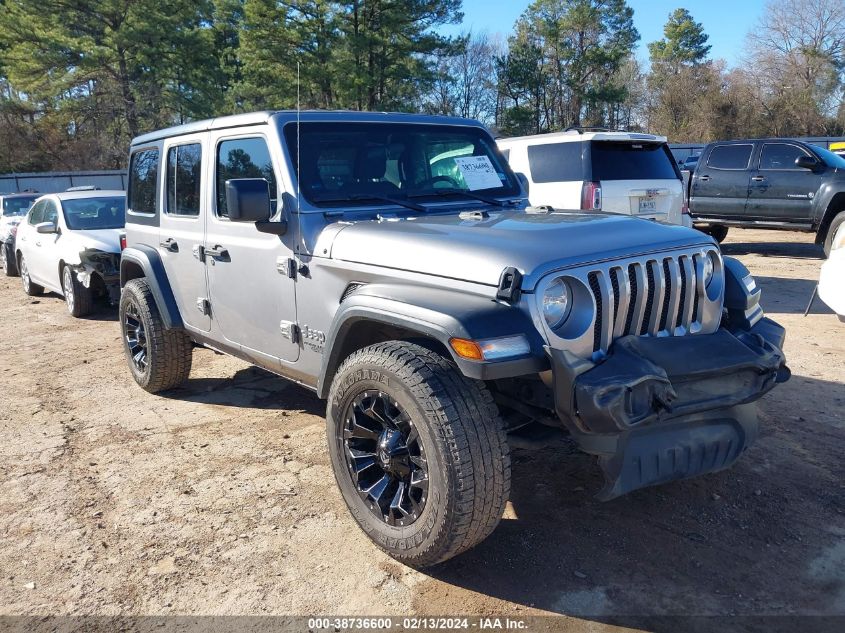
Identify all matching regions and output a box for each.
[166,144,202,216]
[128,149,160,215]
[707,144,753,170]
[759,143,809,170]
[216,137,277,218]
[527,143,583,183]
[590,142,678,180]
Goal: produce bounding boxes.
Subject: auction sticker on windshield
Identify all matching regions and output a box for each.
[454,156,503,191]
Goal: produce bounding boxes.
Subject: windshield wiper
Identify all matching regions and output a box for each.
[311,193,426,213]
[406,188,511,207]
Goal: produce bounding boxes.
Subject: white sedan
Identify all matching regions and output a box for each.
[16,190,125,317]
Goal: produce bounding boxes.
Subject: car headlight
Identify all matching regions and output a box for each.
[702,251,718,287]
[543,277,572,329]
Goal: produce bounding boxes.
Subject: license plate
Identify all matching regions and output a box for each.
[638,198,657,213]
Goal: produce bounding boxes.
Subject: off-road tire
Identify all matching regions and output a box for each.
[326,341,510,568]
[19,254,43,295]
[706,225,729,243]
[62,264,94,318]
[822,212,845,258]
[119,278,192,393]
[1,242,18,276]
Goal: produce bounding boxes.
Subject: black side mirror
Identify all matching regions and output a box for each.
[796,155,821,171]
[516,172,529,196]
[225,179,272,222]
[225,178,288,235]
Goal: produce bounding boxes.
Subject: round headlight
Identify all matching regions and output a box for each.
[543,278,571,329]
[702,252,717,287]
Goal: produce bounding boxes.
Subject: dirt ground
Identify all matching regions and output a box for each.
[0,228,843,629]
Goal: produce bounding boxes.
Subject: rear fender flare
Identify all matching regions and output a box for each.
[120,245,183,329]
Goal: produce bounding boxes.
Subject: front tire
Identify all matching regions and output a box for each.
[822,212,845,258]
[62,265,93,317]
[326,341,510,568]
[705,225,729,243]
[19,254,43,296]
[119,278,192,393]
[1,242,18,276]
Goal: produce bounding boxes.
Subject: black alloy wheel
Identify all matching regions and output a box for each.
[340,390,428,527]
[123,299,148,373]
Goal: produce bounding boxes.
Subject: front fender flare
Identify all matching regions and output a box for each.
[120,245,183,329]
[316,283,547,398]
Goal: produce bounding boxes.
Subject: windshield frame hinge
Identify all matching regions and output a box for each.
[497,267,523,304]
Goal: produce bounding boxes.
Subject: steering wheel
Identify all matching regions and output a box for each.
[419,175,460,189]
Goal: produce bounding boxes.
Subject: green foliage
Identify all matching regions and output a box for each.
[648,8,711,70]
[496,0,639,133]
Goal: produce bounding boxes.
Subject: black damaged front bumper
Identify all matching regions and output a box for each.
[547,317,789,500]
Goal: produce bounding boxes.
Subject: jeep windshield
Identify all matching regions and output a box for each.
[61,196,126,230]
[283,122,520,208]
[2,195,38,216]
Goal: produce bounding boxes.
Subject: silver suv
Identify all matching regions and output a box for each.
[119,111,789,567]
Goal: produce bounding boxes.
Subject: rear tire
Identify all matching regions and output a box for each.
[822,212,845,258]
[119,278,192,393]
[326,341,510,568]
[62,265,93,317]
[19,254,43,296]
[1,242,18,276]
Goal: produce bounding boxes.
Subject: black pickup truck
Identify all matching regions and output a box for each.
[689,138,845,256]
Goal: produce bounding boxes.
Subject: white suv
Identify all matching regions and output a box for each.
[16,190,125,317]
[498,128,690,227]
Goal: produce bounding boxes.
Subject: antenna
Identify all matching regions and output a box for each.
[297,61,301,217]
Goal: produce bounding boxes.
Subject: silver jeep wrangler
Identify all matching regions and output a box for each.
[119,111,789,567]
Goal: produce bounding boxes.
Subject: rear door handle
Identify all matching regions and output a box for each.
[160,238,179,252]
[205,245,230,261]
[751,176,766,182]
[699,175,711,182]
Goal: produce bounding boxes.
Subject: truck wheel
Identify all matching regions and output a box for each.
[62,265,93,317]
[822,212,845,258]
[326,341,510,568]
[1,242,18,276]
[707,225,729,243]
[119,278,192,393]
[19,254,43,295]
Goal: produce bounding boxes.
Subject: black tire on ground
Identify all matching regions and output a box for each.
[326,341,511,568]
[61,264,94,318]
[707,225,729,243]
[822,212,845,259]
[119,278,192,393]
[19,254,43,295]
[1,242,18,276]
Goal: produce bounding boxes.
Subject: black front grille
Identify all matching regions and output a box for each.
[676,261,688,328]
[660,259,672,331]
[588,272,602,353]
[641,263,656,335]
[625,263,638,334]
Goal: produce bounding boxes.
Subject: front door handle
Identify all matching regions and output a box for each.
[160,238,179,252]
[699,175,711,182]
[205,245,230,262]
[751,176,766,182]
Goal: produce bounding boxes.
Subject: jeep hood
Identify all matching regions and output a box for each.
[324,210,714,289]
